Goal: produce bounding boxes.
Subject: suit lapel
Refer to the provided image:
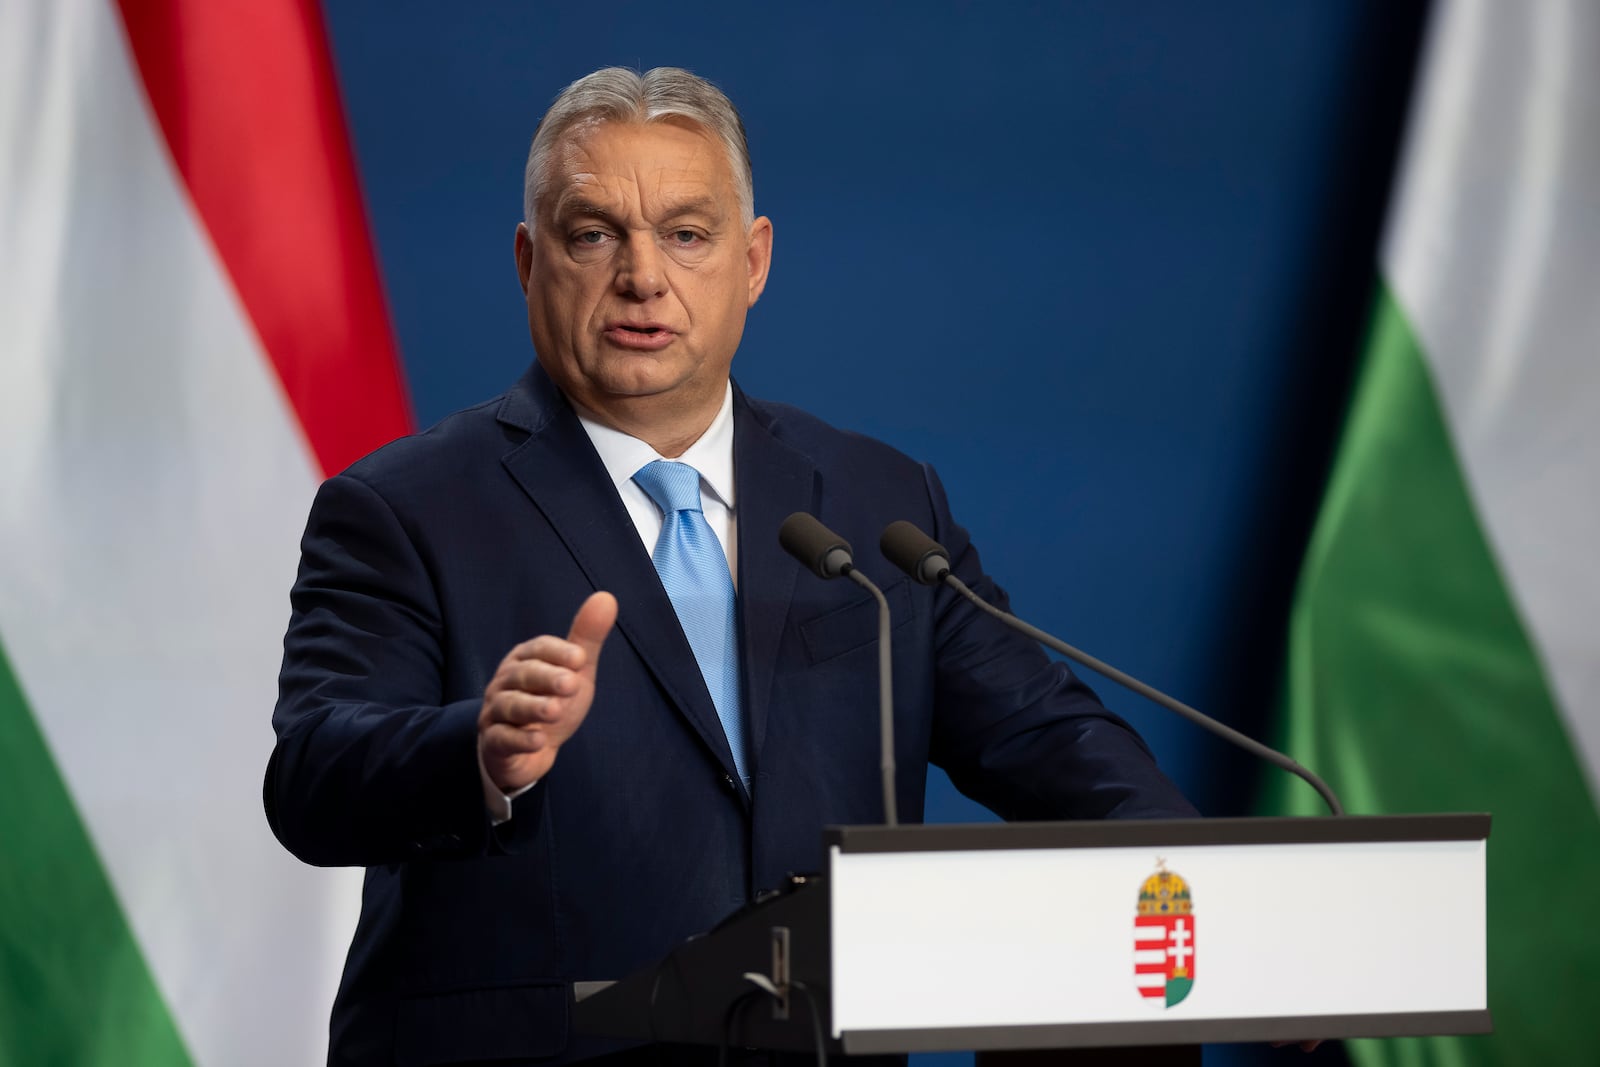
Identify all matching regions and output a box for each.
[731,387,818,769]
[496,365,740,780]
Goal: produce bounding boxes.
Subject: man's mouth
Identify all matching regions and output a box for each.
[603,323,675,350]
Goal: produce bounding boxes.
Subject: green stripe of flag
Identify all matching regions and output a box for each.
[0,638,194,1067]
[1266,284,1600,1065]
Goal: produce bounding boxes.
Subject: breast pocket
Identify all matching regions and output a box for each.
[796,577,913,665]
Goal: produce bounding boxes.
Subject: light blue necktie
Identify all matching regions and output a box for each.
[632,460,747,782]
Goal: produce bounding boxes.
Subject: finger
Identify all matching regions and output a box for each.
[488,690,572,727]
[496,658,580,698]
[499,596,616,669]
[503,633,585,669]
[567,591,618,668]
[480,721,550,756]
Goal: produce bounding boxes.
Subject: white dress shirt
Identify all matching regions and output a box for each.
[573,382,738,583]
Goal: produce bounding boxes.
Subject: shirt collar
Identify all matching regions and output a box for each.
[574,382,736,509]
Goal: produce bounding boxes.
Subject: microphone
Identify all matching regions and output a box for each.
[879,520,1345,816]
[778,512,853,579]
[778,513,898,826]
[880,520,952,585]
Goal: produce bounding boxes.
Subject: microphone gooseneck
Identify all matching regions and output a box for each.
[778,513,898,826]
[877,521,1345,816]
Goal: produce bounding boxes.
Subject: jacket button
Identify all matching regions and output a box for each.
[721,774,737,791]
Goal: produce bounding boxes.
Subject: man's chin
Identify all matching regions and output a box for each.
[594,360,727,403]
[576,372,724,420]
[590,354,690,395]
[591,375,687,403]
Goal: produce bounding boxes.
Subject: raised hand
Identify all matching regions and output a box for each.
[478,591,618,792]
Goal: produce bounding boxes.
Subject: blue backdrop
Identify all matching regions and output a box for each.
[321,3,1427,1060]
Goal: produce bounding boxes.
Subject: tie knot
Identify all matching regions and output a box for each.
[633,460,705,515]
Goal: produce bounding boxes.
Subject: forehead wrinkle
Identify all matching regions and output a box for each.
[651,192,727,224]
[633,159,731,225]
[546,122,738,226]
[544,133,626,218]
[546,160,641,226]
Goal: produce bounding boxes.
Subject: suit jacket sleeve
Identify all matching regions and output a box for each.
[265,471,501,867]
[918,463,1199,820]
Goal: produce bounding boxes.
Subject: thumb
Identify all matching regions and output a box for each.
[567,591,618,672]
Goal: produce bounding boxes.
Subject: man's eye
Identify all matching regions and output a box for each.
[670,230,700,245]
[574,231,609,245]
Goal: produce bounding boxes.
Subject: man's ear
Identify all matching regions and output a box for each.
[745,216,773,307]
[514,223,534,295]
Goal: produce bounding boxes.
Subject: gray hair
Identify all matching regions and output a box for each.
[523,67,754,227]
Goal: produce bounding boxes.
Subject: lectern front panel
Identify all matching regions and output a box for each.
[827,820,1486,1046]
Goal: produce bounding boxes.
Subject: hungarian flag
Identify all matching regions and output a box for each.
[1265,1,1600,1063]
[0,1,410,1063]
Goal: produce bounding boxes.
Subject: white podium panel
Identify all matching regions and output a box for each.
[825,817,1488,1051]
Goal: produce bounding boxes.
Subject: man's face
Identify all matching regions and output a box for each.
[515,119,772,438]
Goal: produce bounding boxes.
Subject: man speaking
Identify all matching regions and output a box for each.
[266,66,1194,1066]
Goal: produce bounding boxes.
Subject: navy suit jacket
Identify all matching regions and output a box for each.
[266,362,1195,1066]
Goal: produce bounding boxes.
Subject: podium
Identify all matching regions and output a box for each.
[574,815,1489,1059]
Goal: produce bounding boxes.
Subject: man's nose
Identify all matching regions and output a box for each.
[614,232,667,299]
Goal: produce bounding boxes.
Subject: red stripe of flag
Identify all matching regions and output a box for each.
[111,0,413,477]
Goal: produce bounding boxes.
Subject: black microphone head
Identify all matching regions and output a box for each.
[779,512,855,579]
[879,521,951,585]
